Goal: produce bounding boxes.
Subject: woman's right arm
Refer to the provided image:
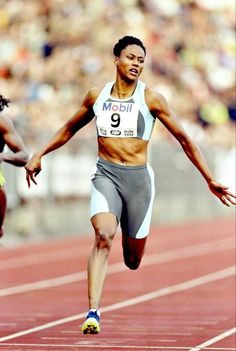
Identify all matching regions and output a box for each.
[25,88,98,186]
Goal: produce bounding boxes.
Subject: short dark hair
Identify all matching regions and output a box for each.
[113,36,146,57]
[0,95,10,112]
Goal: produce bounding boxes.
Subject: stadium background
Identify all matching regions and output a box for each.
[0,0,235,244]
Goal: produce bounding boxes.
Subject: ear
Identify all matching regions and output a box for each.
[114,57,119,65]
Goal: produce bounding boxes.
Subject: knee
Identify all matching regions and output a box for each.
[124,257,141,270]
[95,228,115,251]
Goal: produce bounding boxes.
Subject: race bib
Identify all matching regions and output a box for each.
[96,101,139,138]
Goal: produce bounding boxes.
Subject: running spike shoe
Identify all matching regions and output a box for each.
[81,310,100,334]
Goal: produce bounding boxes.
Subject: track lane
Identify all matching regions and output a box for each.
[0,216,235,350]
[0,237,234,296]
[0,267,234,345]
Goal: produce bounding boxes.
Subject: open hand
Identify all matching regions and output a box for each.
[208,180,236,207]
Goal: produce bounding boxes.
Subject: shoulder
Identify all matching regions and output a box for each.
[144,86,170,115]
[83,86,103,107]
[0,114,14,132]
[144,86,168,106]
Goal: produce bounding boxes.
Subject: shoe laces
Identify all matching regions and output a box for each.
[87,310,100,322]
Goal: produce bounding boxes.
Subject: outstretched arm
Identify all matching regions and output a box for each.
[146,89,236,207]
[25,88,97,187]
[0,116,29,167]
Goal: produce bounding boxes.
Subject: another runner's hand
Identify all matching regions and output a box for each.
[25,153,42,187]
[208,180,236,207]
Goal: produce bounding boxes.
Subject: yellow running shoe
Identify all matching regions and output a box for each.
[81,310,100,334]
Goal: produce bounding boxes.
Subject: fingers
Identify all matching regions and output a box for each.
[222,189,236,206]
[225,194,236,205]
[210,182,236,207]
[26,170,38,187]
[219,194,236,207]
[25,162,41,187]
[26,172,31,188]
[218,194,229,207]
[225,190,236,199]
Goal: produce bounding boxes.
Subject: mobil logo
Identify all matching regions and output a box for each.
[103,102,133,113]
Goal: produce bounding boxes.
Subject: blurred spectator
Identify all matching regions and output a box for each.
[0,0,235,151]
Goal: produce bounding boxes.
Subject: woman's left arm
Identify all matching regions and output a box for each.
[146,89,236,207]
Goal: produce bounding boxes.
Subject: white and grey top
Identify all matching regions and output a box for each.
[93,80,156,140]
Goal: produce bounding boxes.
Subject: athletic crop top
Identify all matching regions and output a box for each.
[93,80,156,140]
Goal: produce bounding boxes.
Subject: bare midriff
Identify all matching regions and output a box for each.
[98,137,149,166]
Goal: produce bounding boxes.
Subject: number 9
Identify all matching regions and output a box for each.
[111,113,120,128]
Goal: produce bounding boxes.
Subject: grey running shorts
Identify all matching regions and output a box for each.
[90,158,155,239]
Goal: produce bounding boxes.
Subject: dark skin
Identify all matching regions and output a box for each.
[0,115,28,166]
[25,44,236,310]
[0,114,29,237]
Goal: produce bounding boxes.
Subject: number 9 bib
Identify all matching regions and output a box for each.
[93,81,156,140]
[96,101,139,138]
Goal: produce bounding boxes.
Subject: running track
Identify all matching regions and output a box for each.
[0,216,235,351]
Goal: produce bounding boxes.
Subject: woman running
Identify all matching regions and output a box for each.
[25,36,236,334]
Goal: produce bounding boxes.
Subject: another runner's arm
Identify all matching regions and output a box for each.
[0,116,28,166]
[25,88,97,186]
[146,88,236,207]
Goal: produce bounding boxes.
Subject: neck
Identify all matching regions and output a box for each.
[112,82,137,97]
[113,85,128,94]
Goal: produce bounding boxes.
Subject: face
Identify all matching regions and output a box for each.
[114,44,145,81]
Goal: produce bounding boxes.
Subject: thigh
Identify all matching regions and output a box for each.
[120,164,155,239]
[90,168,122,222]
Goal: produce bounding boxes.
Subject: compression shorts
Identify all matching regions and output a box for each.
[90,158,155,239]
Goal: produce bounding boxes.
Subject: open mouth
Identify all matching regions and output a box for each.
[129,68,138,75]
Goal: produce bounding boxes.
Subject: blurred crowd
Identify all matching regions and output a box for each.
[0,0,235,150]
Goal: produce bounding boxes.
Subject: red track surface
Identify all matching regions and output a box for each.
[0,216,235,351]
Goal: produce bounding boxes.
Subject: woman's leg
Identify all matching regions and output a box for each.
[122,234,148,270]
[0,188,6,237]
[120,164,155,269]
[88,212,118,309]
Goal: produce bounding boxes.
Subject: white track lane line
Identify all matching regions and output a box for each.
[189,327,236,351]
[0,265,234,342]
[0,245,91,271]
[0,238,234,297]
